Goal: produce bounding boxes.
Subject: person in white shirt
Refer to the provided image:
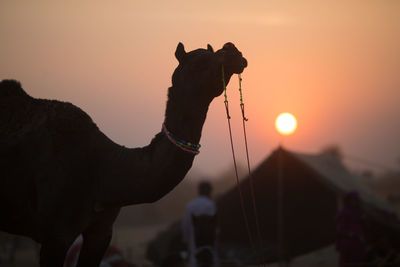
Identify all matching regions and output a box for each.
[182,181,218,267]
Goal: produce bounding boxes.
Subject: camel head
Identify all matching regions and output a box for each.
[171,42,247,104]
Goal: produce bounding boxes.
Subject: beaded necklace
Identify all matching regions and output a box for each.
[162,123,201,155]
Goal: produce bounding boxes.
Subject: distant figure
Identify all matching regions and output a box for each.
[183,181,218,267]
[336,191,367,266]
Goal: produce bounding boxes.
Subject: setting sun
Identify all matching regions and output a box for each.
[275,113,297,135]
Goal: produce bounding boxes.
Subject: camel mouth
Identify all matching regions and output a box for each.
[242,58,248,68]
[224,56,247,74]
[234,57,248,74]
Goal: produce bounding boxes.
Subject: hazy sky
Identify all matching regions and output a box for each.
[1,0,399,177]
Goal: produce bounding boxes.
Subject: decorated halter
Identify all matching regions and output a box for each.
[162,123,201,155]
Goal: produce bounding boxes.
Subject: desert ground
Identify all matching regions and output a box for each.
[0,223,339,267]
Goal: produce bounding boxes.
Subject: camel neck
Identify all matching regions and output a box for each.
[163,86,210,146]
[96,86,211,208]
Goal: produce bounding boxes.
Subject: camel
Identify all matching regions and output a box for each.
[0,42,247,267]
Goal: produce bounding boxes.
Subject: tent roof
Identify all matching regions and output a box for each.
[289,148,399,217]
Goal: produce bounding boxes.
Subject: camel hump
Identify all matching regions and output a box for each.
[0,80,29,98]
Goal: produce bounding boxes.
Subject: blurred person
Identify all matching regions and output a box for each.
[182,181,218,267]
[336,190,367,266]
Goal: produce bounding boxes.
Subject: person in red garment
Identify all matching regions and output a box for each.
[336,191,367,266]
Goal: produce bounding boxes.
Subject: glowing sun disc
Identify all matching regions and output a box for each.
[275,113,297,135]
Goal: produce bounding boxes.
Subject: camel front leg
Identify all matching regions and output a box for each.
[76,231,112,267]
[76,207,120,267]
[40,237,70,267]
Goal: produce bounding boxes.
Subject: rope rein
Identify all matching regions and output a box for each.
[222,65,231,120]
[222,66,265,266]
[238,74,248,122]
[237,72,266,265]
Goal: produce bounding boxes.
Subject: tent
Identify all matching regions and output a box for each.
[147,147,400,265]
[216,147,400,263]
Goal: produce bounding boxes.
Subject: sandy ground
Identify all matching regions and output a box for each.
[0,224,339,267]
[0,244,40,267]
[0,224,163,267]
[113,225,339,267]
[111,223,166,266]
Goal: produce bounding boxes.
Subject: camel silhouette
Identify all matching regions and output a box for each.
[0,42,247,267]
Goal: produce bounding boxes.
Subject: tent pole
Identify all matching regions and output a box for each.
[277,145,284,266]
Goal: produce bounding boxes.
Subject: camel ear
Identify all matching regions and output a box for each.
[207,44,214,53]
[175,42,186,63]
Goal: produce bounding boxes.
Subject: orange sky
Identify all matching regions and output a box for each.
[1,0,399,177]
